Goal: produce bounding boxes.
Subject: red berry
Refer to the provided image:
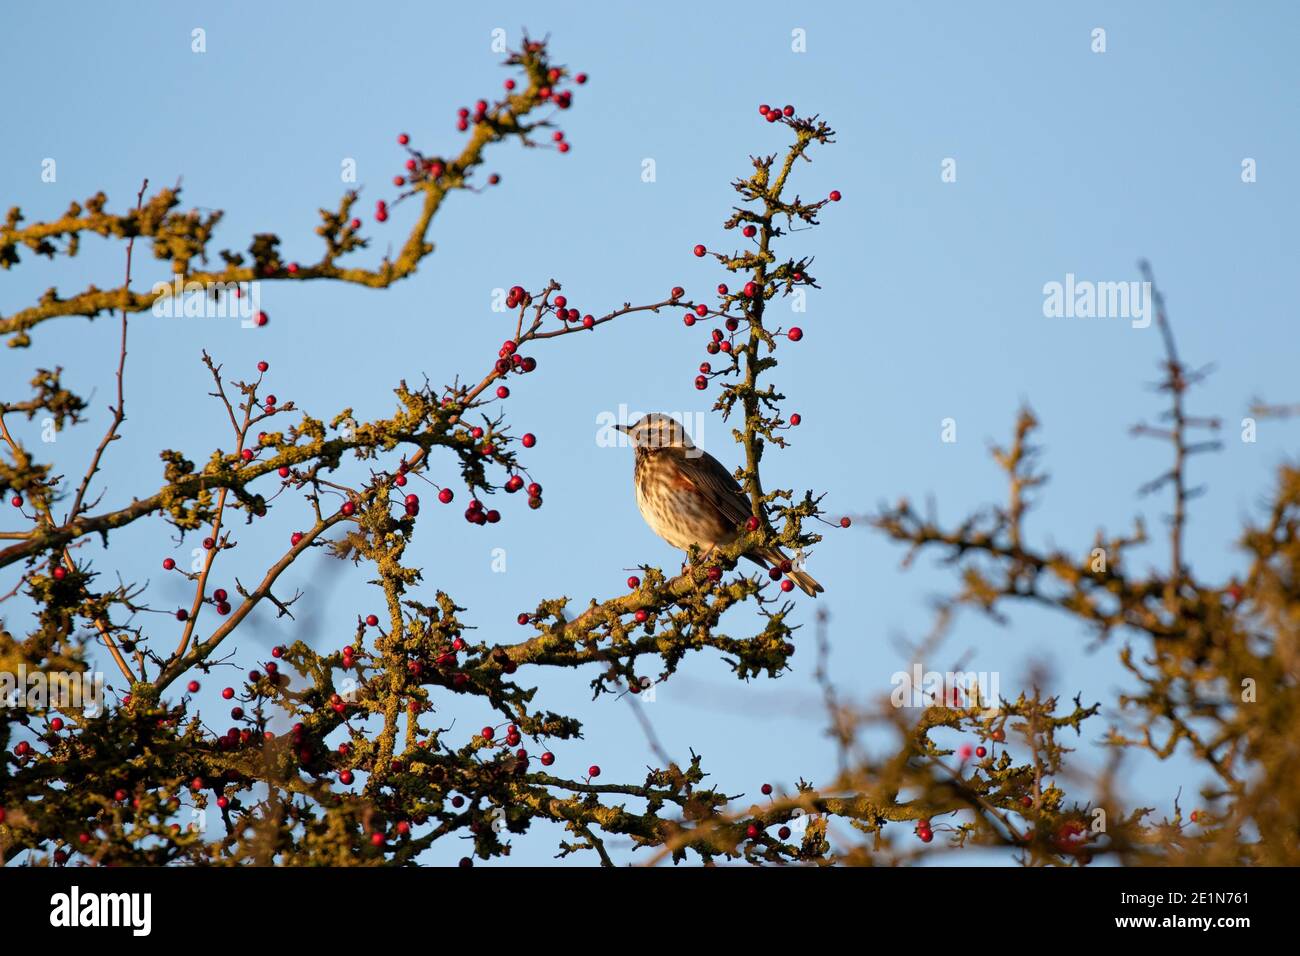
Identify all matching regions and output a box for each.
[787,327,803,341]
[481,726,495,741]
[746,823,760,839]
[976,746,987,758]
[540,751,555,766]
[575,72,587,84]
[222,687,234,700]
[695,376,708,390]
[745,516,760,532]
[694,303,708,317]
[742,225,756,238]
[829,190,842,202]
[213,588,227,602]
[257,360,269,372]
[175,609,188,621]
[496,385,510,399]
[504,78,516,90]
[255,311,268,327]
[341,501,356,516]
[743,281,758,297]
[693,244,706,257]
[789,414,801,426]
[187,680,200,693]
[588,765,600,778]
[782,105,794,117]
[839,517,851,528]
[683,314,696,327]
[397,133,409,145]
[758,103,770,115]
[634,609,648,623]
[780,579,794,592]
[761,783,773,795]
[349,218,361,230]
[375,208,388,222]
[365,614,379,627]
[958,744,974,760]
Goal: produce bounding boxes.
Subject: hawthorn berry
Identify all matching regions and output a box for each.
[365,614,379,627]
[761,783,773,796]
[789,414,801,426]
[397,133,409,145]
[496,385,510,399]
[743,281,758,297]
[222,687,234,700]
[540,751,555,766]
[693,244,706,257]
[976,746,987,758]
[162,557,176,570]
[787,327,803,341]
[746,516,760,532]
[742,225,756,238]
[839,517,852,528]
[187,680,200,693]
[588,765,601,778]
[829,189,842,201]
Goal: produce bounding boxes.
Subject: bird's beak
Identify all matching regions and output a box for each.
[614,423,630,434]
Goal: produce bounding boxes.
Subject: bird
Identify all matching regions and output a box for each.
[615,413,823,596]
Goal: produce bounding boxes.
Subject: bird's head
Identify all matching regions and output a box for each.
[616,413,696,456]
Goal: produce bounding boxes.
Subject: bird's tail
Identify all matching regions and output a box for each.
[754,547,824,597]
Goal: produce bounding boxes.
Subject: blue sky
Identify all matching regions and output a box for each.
[2,1,1297,864]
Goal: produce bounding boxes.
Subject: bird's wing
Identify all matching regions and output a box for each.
[673,448,753,530]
